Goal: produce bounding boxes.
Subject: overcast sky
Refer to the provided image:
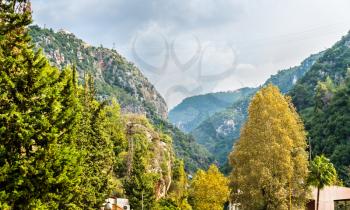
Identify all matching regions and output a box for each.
[31,0,350,108]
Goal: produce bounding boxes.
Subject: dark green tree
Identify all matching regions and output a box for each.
[123,151,158,210]
[0,1,83,208]
[308,73,350,184]
[72,75,116,209]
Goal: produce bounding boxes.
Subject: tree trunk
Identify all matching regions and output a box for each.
[316,187,320,210]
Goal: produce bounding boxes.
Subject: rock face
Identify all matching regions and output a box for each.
[29,25,168,119]
[125,115,174,199]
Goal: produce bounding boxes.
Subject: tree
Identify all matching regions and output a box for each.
[308,155,337,210]
[307,74,350,184]
[70,75,117,209]
[0,0,83,208]
[189,165,229,210]
[167,160,192,210]
[229,85,309,209]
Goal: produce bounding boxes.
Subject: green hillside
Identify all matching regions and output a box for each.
[189,52,322,168]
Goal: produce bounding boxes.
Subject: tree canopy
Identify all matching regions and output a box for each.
[229,85,309,209]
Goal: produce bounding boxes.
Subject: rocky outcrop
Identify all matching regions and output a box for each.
[125,115,174,199]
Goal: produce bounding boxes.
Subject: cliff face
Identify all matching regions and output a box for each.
[29,25,168,119]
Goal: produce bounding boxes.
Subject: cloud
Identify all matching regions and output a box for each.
[31,0,350,108]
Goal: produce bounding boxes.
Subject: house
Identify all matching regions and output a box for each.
[228,186,350,210]
[307,186,350,210]
[100,197,130,210]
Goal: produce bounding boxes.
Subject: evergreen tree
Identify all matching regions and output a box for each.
[72,75,116,209]
[0,1,83,208]
[229,85,309,210]
[308,74,350,184]
[189,165,229,210]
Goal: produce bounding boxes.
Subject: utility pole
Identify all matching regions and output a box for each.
[308,137,312,161]
[141,191,144,210]
[126,123,134,177]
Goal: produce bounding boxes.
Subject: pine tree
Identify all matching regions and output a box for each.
[189,165,229,210]
[72,75,116,209]
[229,85,309,210]
[0,1,83,208]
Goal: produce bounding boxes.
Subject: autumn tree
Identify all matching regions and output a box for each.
[229,85,309,210]
[308,155,337,210]
[189,164,229,210]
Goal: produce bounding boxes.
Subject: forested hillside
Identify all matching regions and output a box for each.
[169,87,256,133]
[29,25,167,120]
[29,25,212,172]
[290,31,350,184]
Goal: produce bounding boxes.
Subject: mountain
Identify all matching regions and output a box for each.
[29,25,211,172]
[187,52,323,168]
[29,25,168,120]
[168,87,256,133]
[290,31,350,184]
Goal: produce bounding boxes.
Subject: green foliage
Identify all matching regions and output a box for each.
[308,155,337,210]
[308,155,337,189]
[0,1,83,208]
[155,199,181,210]
[291,32,350,111]
[306,75,350,185]
[167,160,192,210]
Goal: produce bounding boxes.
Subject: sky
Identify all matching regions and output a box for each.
[31,0,350,108]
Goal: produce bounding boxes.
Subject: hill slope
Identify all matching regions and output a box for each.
[189,52,323,167]
[30,25,168,120]
[29,25,212,172]
[168,87,256,133]
[290,31,350,184]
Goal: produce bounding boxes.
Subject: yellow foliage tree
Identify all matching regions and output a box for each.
[189,165,229,210]
[229,85,309,210]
